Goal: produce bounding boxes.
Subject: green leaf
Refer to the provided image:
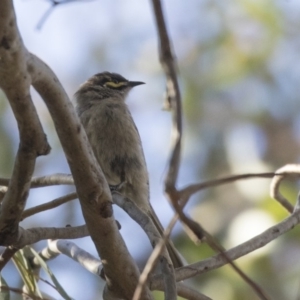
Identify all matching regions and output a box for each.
[0,275,10,300]
[28,247,72,300]
[12,249,42,298]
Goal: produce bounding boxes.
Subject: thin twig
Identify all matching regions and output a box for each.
[151,208,300,287]
[270,164,300,213]
[181,172,277,199]
[113,193,176,300]
[133,213,179,300]
[160,257,177,299]
[36,0,94,30]
[148,2,182,298]
[203,231,271,300]
[30,173,74,187]
[151,0,182,192]
[21,192,77,220]
[12,225,89,251]
[0,285,48,300]
[0,173,74,188]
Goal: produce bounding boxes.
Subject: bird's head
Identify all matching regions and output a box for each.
[75,72,145,102]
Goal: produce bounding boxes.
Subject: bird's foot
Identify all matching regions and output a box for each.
[109,181,126,192]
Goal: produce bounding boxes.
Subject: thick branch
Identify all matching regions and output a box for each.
[47,239,102,276]
[16,225,89,248]
[0,0,50,245]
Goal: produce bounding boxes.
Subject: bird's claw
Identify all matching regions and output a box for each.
[109,181,126,192]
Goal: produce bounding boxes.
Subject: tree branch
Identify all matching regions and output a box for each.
[16,225,89,249]
[0,225,88,271]
[151,208,300,286]
[47,239,102,276]
[180,172,276,199]
[151,0,182,192]
[0,173,74,189]
[21,192,77,220]
[269,164,300,213]
[112,193,176,300]
[0,0,51,245]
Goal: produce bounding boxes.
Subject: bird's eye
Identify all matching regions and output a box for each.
[112,79,119,84]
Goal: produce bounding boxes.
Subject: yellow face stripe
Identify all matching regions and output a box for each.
[104,81,127,88]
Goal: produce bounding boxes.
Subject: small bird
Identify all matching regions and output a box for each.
[75,72,182,268]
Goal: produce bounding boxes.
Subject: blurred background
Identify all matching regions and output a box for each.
[1,0,300,299]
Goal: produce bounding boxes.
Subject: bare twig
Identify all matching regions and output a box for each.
[0,225,89,271]
[112,193,176,300]
[148,2,183,298]
[30,173,74,187]
[148,2,297,298]
[15,225,89,249]
[181,172,276,199]
[270,164,300,213]
[47,239,102,276]
[151,208,300,286]
[166,203,271,299]
[133,212,179,300]
[203,231,271,300]
[151,0,182,192]
[0,285,47,300]
[138,171,285,299]
[21,192,77,220]
[0,173,74,188]
[36,0,93,30]
[160,257,177,299]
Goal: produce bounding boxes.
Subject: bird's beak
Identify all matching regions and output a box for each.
[127,81,145,87]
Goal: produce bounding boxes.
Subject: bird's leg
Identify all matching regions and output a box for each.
[109,183,126,231]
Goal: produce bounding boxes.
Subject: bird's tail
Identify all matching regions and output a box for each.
[148,206,184,268]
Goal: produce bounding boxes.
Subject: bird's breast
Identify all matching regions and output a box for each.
[80,101,147,187]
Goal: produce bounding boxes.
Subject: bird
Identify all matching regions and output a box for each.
[74,71,183,268]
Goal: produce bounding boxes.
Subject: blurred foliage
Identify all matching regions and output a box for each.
[174,0,300,299]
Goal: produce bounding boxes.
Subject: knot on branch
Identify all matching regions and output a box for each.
[0,36,11,50]
[99,201,113,218]
[0,219,18,245]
